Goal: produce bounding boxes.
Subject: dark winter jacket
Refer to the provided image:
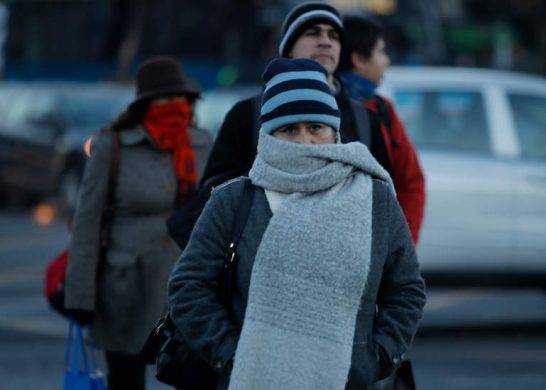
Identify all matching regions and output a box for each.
[168,178,426,389]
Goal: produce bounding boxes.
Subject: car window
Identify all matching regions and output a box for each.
[0,89,29,128]
[508,93,546,161]
[393,90,491,155]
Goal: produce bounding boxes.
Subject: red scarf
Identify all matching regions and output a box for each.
[142,100,197,205]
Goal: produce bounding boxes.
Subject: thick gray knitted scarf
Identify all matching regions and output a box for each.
[228,133,393,390]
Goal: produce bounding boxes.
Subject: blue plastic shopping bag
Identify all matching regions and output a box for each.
[63,321,106,390]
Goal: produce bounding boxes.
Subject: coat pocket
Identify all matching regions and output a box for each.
[97,251,142,329]
[346,335,381,389]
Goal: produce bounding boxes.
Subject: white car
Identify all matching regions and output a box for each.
[379,67,546,286]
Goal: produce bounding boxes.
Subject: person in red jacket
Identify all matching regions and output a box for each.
[338,14,425,244]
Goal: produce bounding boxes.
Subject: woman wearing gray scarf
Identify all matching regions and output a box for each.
[168,58,426,390]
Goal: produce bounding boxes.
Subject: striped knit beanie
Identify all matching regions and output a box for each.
[278,1,344,58]
[260,58,340,135]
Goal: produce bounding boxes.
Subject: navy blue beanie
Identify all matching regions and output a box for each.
[260,58,340,135]
[279,1,344,58]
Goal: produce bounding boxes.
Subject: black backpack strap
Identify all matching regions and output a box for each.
[349,98,371,147]
[374,95,401,150]
[99,128,121,257]
[348,97,394,177]
[368,108,394,178]
[374,95,392,133]
[222,178,255,304]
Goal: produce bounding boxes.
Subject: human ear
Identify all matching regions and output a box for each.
[350,51,368,70]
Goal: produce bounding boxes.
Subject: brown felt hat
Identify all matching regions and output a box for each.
[129,56,200,111]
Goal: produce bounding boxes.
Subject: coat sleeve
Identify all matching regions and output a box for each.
[167,182,242,373]
[382,99,426,245]
[372,187,426,378]
[200,98,256,186]
[65,130,112,311]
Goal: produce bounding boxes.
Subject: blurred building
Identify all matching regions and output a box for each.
[1,0,545,87]
[332,0,546,74]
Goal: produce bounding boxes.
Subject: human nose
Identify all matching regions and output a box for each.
[298,129,315,144]
[318,32,332,46]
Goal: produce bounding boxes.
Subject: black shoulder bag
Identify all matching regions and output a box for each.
[140,178,256,389]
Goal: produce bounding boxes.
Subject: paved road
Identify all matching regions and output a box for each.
[410,330,546,389]
[1,208,546,389]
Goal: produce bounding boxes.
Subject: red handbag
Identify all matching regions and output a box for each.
[44,248,68,299]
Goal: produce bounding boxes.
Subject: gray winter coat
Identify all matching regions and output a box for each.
[168,178,426,389]
[65,125,182,354]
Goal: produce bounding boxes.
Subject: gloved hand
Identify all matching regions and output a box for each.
[65,309,95,326]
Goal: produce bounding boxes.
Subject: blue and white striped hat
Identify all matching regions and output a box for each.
[260,58,341,135]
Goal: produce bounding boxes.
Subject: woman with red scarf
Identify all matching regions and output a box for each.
[64,57,200,389]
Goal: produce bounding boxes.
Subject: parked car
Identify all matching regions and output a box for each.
[0,81,132,210]
[196,67,546,287]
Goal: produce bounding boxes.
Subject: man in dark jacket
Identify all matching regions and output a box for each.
[168,2,390,248]
[201,2,383,183]
[338,15,426,244]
